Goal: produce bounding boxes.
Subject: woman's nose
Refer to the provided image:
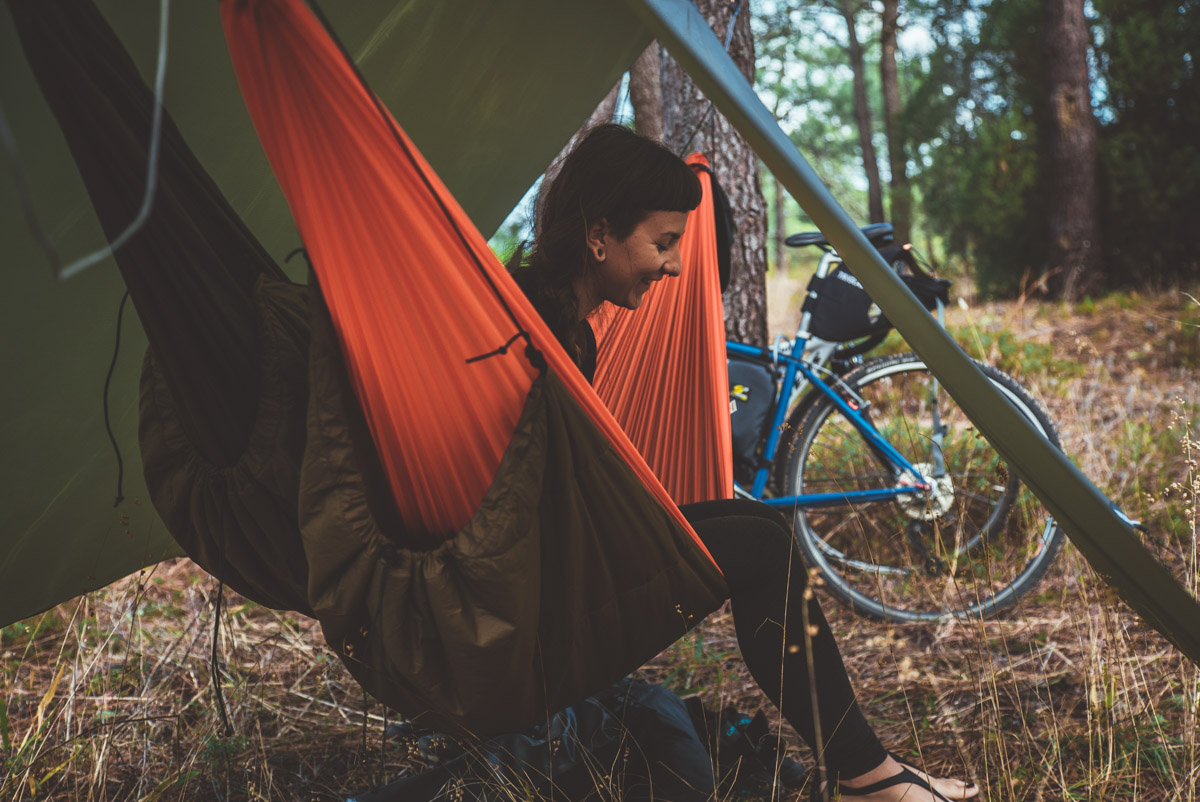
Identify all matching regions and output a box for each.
[662,251,682,277]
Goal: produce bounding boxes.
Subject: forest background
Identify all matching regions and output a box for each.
[753,0,1200,305]
[495,0,1200,329]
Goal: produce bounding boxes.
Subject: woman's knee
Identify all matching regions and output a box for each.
[681,499,789,530]
[690,514,802,594]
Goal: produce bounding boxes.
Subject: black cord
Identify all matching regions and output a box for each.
[210,486,234,737]
[103,291,131,507]
[467,329,546,372]
[466,331,527,364]
[284,246,314,272]
[210,579,234,736]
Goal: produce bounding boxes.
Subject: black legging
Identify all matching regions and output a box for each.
[682,499,887,778]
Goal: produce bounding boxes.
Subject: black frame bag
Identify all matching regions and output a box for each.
[807,246,951,343]
[727,356,776,484]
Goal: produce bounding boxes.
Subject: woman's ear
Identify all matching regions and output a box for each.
[586,219,609,262]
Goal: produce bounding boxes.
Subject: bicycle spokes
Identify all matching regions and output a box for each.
[785,353,1065,622]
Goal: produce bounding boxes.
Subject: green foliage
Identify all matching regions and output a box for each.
[908,0,1051,297]
[1,612,65,650]
[201,733,250,765]
[659,631,732,697]
[924,110,1045,296]
[945,324,1085,378]
[0,697,9,754]
[755,1,886,222]
[1092,0,1200,287]
[758,0,1199,297]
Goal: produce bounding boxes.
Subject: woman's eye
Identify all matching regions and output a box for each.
[656,243,668,253]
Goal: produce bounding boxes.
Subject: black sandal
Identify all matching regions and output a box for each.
[810,764,955,802]
[887,752,977,798]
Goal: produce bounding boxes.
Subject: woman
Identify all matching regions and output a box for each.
[512,124,979,802]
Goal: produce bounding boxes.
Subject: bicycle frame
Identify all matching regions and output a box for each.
[729,249,933,509]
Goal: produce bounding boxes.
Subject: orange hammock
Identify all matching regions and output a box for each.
[223,0,706,545]
[592,154,732,505]
[223,0,726,734]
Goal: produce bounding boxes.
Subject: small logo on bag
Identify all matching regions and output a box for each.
[835,270,864,289]
[731,384,751,402]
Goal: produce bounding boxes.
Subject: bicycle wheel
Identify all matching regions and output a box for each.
[780,352,1065,622]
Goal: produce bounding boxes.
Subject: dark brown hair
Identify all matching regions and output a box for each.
[509,124,701,359]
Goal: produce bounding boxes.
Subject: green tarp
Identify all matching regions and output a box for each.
[1,0,1197,666]
[0,0,646,625]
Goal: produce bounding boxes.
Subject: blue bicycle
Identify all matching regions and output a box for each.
[728,224,1065,622]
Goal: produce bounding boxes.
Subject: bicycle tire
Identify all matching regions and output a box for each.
[780,352,1065,622]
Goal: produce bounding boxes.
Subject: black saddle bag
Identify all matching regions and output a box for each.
[808,246,951,343]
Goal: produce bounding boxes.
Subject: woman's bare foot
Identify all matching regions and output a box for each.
[818,754,980,801]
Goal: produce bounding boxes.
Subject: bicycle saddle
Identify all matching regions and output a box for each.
[785,223,895,250]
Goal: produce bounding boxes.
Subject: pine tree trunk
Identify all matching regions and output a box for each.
[880,0,911,241]
[775,173,786,275]
[660,0,769,346]
[629,45,663,140]
[841,0,885,224]
[1043,0,1102,301]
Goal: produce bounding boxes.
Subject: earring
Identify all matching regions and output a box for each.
[595,248,605,260]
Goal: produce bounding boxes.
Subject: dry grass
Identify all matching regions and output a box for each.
[2,292,1197,801]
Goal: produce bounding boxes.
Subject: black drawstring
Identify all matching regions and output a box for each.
[210,579,234,737]
[284,246,313,271]
[466,330,546,374]
[103,291,131,507]
[210,477,234,737]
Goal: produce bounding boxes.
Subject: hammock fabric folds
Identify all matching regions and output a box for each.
[592,154,733,505]
[222,0,725,734]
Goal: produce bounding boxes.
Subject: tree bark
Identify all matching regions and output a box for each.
[841,0,885,224]
[629,45,663,140]
[660,0,769,346]
[1043,0,1102,301]
[775,173,787,274]
[879,0,911,241]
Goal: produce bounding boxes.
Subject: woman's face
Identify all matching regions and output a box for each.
[586,210,689,312]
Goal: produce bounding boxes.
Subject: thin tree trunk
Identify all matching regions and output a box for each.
[880,0,911,240]
[660,0,769,346]
[775,173,786,274]
[1043,0,1102,301]
[629,45,663,140]
[840,0,884,223]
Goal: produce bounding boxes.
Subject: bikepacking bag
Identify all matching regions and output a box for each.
[807,245,951,343]
[727,356,775,484]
